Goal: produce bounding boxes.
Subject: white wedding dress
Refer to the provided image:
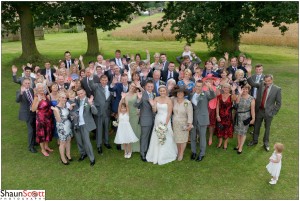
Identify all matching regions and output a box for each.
[146,103,178,165]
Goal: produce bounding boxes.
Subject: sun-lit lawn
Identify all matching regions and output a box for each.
[1,30,298,200]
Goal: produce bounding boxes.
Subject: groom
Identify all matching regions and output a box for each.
[134,80,155,162]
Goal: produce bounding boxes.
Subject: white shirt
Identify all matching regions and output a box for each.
[79,98,86,126]
[192,93,200,106]
[103,85,110,100]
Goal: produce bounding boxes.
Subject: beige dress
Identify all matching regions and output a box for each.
[172,98,193,143]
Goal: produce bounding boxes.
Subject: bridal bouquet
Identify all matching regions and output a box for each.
[155,122,168,145]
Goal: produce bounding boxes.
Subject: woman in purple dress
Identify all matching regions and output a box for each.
[32,83,53,157]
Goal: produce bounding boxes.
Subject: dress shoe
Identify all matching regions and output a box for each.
[104,143,112,149]
[116,144,121,150]
[97,146,103,154]
[190,153,197,160]
[127,152,132,159]
[140,155,147,162]
[196,155,205,162]
[237,151,242,154]
[247,141,258,146]
[264,145,270,152]
[61,158,70,165]
[29,147,37,153]
[90,160,95,166]
[78,154,87,161]
[233,147,239,150]
[269,180,277,185]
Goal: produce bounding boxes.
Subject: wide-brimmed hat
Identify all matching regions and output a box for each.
[202,73,219,82]
[171,85,189,97]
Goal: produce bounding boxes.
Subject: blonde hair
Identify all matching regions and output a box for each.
[153,52,160,58]
[58,91,67,102]
[235,69,244,78]
[184,69,192,76]
[274,143,284,153]
[222,83,231,89]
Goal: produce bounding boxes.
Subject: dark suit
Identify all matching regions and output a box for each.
[202,69,219,78]
[161,61,170,72]
[64,59,75,70]
[41,68,56,82]
[161,70,179,83]
[89,79,113,148]
[13,75,35,88]
[109,83,129,113]
[75,97,98,161]
[109,58,129,72]
[16,88,36,149]
[152,79,166,96]
[247,77,282,146]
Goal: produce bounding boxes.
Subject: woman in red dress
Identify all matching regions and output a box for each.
[32,83,53,156]
[216,83,235,149]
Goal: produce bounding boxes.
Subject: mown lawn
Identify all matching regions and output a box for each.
[1,32,298,200]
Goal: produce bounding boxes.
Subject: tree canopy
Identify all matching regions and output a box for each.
[142,2,299,53]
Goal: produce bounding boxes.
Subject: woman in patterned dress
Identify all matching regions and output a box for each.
[177,69,195,95]
[51,91,73,165]
[171,86,193,161]
[234,84,255,154]
[31,83,53,157]
[216,83,235,149]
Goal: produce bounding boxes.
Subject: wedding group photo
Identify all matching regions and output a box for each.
[1,1,299,200]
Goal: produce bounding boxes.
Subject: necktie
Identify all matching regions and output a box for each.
[87,78,91,91]
[149,93,153,99]
[260,86,269,109]
[255,75,260,83]
[123,85,127,93]
[47,70,52,82]
[68,61,71,68]
[26,89,33,105]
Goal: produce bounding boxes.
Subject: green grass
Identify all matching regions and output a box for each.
[1,31,299,200]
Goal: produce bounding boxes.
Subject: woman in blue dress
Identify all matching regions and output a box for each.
[177,69,195,96]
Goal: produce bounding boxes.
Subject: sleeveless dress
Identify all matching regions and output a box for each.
[266,152,282,179]
[234,95,254,135]
[146,103,178,165]
[216,94,233,138]
[56,106,73,141]
[127,94,141,152]
[114,113,139,144]
[36,99,53,143]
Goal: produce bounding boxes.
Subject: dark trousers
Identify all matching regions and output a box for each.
[253,109,273,146]
[26,115,36,149]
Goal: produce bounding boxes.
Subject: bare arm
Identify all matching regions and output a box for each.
[51,107,62,123]
[250,98,255,125]
[216,97,221,122]
[165,98,173,125]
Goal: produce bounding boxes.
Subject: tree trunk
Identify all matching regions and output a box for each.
[16,4,41,61]
[84,15,99,56]
[218,29,240,54]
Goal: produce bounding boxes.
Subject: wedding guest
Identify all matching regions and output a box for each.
[68,64,80,81]
[171,86,193,161]
[79,69,86,81]
[160,53,169,72]
[202,60,219,78]
[190,80,215,161]
[114,93,139,158]
[16,78,37,153]
[166,78,176,97]
[41,61,56,84]
[215,83,234,150]
[31,83,53,157]
[12,65,35,88]
[75,88,97,166]
[139,61,153,84]
[49,82,59,144]
[152,70,165,96]
[234,84,255,154]
[177,69,195,94]
[134,80,155,162]
[125,82,143,152]
[193,67,203,82]
[161,62,179,83]
[247,74,281,152]
[249,64,265,99]
[133,50,150,66]
[150,52,161,70]
[202,74,220,146]
[51,91,73,165]
[219,69,231,88]
[89,75,113,154]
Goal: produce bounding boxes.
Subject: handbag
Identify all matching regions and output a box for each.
[243,117,252,126]
[216,122,224,130]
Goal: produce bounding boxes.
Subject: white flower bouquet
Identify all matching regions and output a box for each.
[155,122,168,145]
[112,120,119,127]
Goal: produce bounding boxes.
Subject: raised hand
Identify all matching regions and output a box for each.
[224,52,229,60]
[214,79,220,86]
[88,95,94,105]
[121,92,127,99]
[148,98,155,106]
[27,63,32,68]
[53,65,58,71]
[79,55,83,61]
[74,59,79,65]
[231,84,237,92]
[137,91,142,100]
[135,81,141,88]
[20,86,26,94]
[12,65,18,74]
[205,81,212,89]
[192,52,196,58]
[146,49,149,54]
[237,86,242,94]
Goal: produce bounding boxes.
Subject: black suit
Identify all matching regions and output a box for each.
[41,68,56,82]
[161,61,170,72]
[161,70,179,83]
[64,59,75,70]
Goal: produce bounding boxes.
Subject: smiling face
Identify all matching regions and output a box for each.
[145,82,154,93]
[51,83,58,92]
[77,89,86,100]
[159,87,167,97]
[177,91,184,99]
[58,93,67,104]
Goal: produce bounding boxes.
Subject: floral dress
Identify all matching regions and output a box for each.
[56,106,73,141]
[36,99,53,143]
[216,94,233,138]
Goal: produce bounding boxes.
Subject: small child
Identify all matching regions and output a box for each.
[266,143,284,185]
[114,93,138,158]
[66,90,79,130]
[182,45,193,60]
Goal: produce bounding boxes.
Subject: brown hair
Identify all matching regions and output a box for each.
[242,84,251,91]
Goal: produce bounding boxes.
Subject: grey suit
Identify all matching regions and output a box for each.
[134,91,155,157]
[247,77,281,146]
[189,89,216,156]
[75,97,98,161]
[16,88,36,149]
[249,74,264,98]
[89,79,113,148]
[13,75,35,88]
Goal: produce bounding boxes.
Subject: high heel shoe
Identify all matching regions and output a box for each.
[237,151,242,154]
[233,147,239,150]
[66,155,73,161]
[61,158,70,165]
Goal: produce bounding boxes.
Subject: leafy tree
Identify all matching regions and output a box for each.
[2,2,67,61]
[142,2,298,53]
[65,2,144,56]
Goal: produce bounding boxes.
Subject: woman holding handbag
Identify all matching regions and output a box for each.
[233,84,255,154]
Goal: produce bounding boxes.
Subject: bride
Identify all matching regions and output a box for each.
[146,85,178,165]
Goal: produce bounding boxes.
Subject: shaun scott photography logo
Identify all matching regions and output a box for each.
[0,190,45,200]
